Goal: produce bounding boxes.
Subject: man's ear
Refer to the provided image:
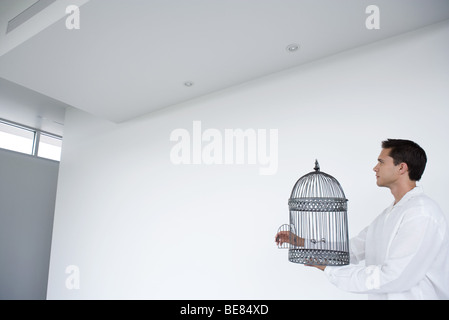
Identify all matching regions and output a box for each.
[398,162,409,175]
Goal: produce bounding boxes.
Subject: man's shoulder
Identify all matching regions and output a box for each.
[404,192,446,221]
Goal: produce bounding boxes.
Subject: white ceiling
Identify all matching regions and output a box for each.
[1,0,449,129]
[0,77,67,136]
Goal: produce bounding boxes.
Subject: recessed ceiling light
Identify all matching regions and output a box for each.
[286,43,300,53]
[184,81,194,87]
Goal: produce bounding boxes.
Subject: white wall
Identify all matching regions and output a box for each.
[47,20,449,300]
[0,148,59,299]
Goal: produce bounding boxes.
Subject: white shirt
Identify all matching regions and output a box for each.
[324,186,449,300]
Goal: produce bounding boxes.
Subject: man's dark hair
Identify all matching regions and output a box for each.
[381,139,427,181]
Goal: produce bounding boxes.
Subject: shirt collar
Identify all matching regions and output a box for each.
[393,186,423,208]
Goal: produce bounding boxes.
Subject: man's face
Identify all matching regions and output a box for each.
[373,148,400,188]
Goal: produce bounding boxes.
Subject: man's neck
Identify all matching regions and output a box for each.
[391,181,417,205]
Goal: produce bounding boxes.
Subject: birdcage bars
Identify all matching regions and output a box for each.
[288,210,349,265]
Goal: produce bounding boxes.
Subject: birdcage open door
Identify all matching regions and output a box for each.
[277,160,350,266]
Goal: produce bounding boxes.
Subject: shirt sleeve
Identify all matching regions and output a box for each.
[348,226,368,265]
[324,207,445,294]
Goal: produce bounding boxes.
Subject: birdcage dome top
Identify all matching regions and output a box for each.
[289,160,347,200]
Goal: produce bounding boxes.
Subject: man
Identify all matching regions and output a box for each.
[276,139,449,299]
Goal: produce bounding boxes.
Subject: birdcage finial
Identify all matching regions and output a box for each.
[314,159,320,172]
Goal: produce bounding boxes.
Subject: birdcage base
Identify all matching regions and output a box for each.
[288,249,349,266]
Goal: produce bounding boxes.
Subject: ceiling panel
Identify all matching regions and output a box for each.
[0,0,448,123]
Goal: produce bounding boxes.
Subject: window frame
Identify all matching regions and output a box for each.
[0,118,62,161]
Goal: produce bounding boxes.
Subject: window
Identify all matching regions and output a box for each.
[0,121,35,154]
[0,118,62,161]
[37,133,62,161]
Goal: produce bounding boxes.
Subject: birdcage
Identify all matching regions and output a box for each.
[277,160,350,266]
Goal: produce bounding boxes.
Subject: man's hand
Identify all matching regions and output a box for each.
[275,231,305,247]
[275,231,326,271]
[305,264,326,271]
